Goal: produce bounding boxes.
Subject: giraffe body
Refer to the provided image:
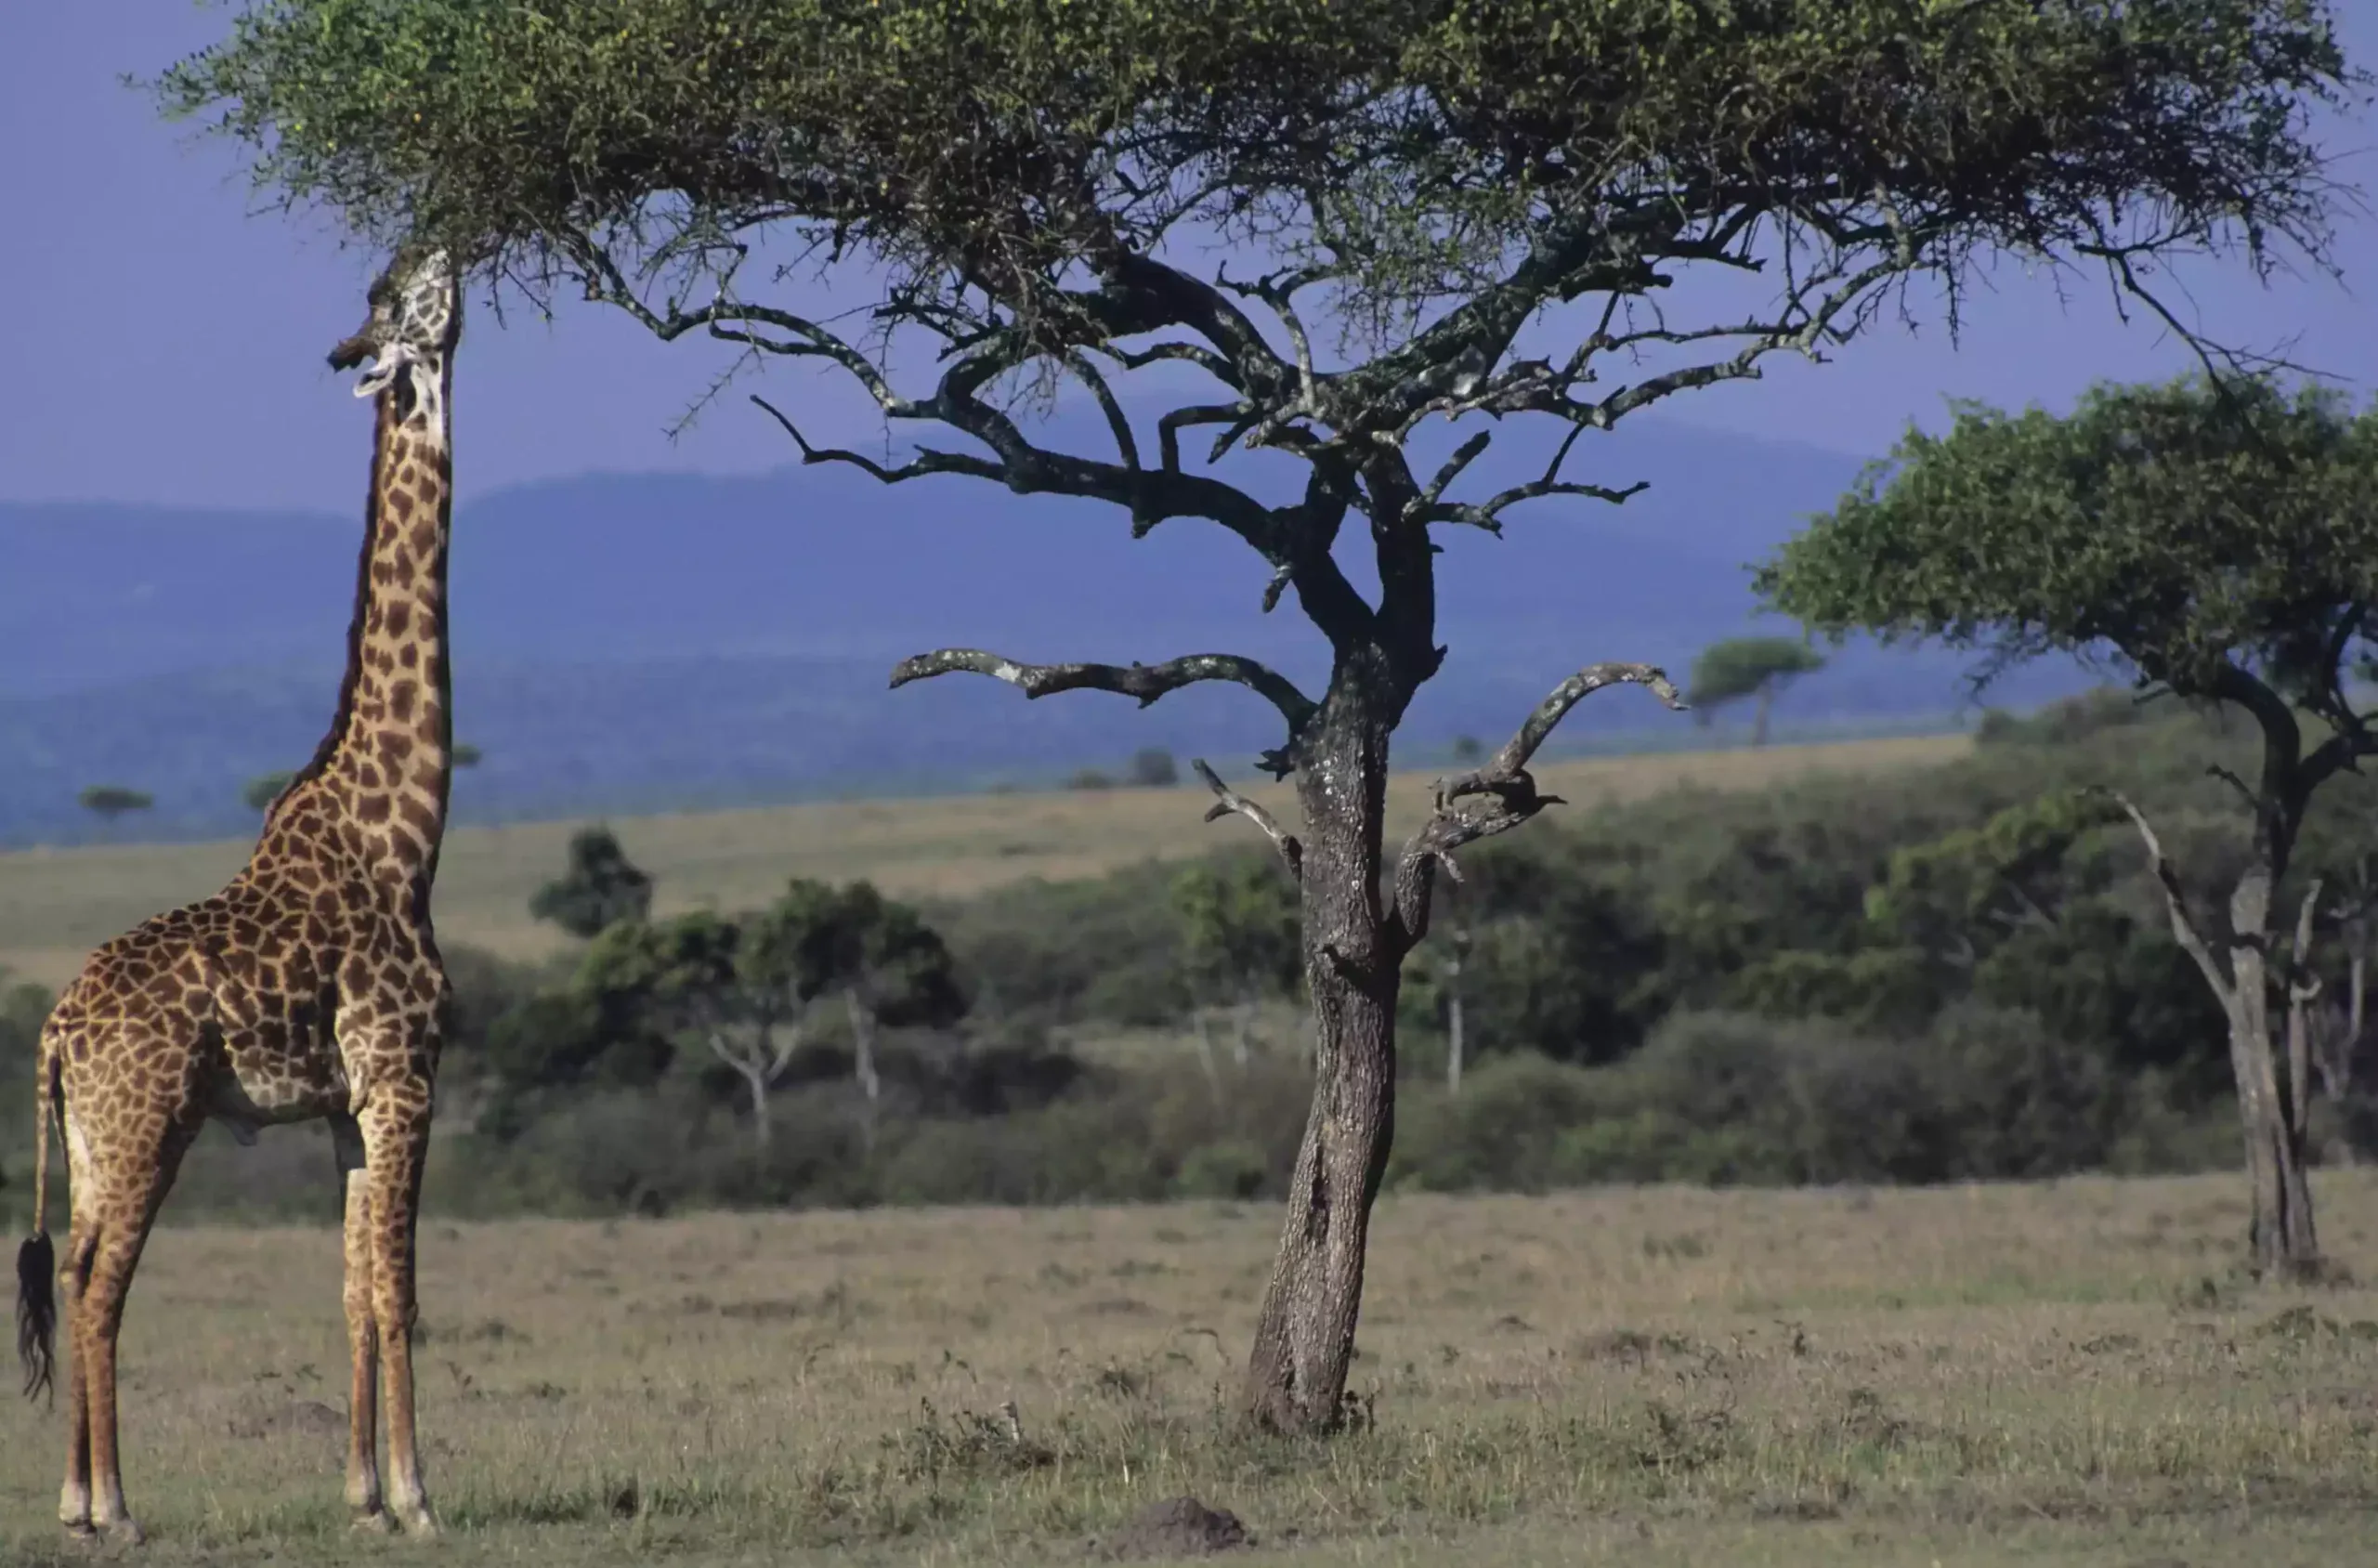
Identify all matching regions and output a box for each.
[15,247,463,1541]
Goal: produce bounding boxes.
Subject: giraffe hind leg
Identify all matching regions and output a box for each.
[58,1217,93,1535]
[67,1115,197,1546]
[333,1114,390,1530]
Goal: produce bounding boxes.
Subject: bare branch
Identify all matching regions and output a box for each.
[1064,350,1141,472]
[2289,877,2325,1143]
[1192,758,1303,878]
[1390,662,1686,948]
[2096,787,2235,1007]
[750,395,1000,485]
[1419,423,1647,531]
[1416,430,1494,518]
[1088,338,1240,387]
[2208,764,2261,817]
[1437,663,1686,808]
[888,646,1317,739]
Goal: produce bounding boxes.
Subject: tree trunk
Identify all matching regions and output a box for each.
[1751,683,1773,748]
[844,987,882,1156]
[1241,693,1397,1436]
[1190,1008,1226,1110]
[1444,986,1466,1097]
[1233,993,1257,1067]
[2225,872,2319,1278]
[845,987,882,1104]
[743,1065,772,1172]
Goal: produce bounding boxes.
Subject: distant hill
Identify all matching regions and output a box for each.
[0,409,2084,845]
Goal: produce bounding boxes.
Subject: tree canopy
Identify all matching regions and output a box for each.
[1691,638,1824,707]
[164,1,2348,311]
[529,825,656,938]
[77,786,153,821]
[1758,375,2378,764]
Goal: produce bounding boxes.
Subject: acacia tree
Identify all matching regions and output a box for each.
[77,785,152,828]
[579,908,807,1169]
[1688,636,1827,747]
[766,879,966,1128]
[530,825,657,939]
[164,0,2354,1431]
[1173,856,1303,1080]
[1759,375,2378,1280]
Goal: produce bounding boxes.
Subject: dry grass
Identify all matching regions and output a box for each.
[0,735,1965,991]
[5,1169,2378,1564]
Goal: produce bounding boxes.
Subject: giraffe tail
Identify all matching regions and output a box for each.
[15,1017,59,1403]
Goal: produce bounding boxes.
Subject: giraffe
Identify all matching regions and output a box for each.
[13,244,463,1542]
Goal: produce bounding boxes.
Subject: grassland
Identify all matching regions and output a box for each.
[4,1171,2376,1565]
[0,734,1966,992]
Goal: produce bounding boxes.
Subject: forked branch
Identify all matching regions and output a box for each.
[2096,787,2235,1007]
[1192,758,1303,878]
[1390,662,1686,947]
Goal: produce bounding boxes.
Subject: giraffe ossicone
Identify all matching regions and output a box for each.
[14,242,463,1543]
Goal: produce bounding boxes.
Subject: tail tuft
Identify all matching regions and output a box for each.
[17,1231,56,1404]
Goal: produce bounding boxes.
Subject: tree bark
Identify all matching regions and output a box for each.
[1751,683,1774,748]
[1190,1008,1226,1110]
[1241,682,1399,1436]
[1444,898,1470,1097]
[844,987,882,1156]
[2108,791,2320,1279]
[2229,864,2319,1277]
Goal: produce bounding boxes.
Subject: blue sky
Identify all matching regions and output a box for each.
[5,3,2378,515]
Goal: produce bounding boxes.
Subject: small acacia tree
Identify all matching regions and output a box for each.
[77,785,152,824]
[164,0,2355,1429]
[1759,374,2378,1280]
[1689,636,1826,747]
[530,825,657,939]
[579,908,807,1169]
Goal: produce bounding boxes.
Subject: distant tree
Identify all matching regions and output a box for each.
[242,771,297,814]
[764,880,967,1123]
[451,742,483,768]
[1130,748,1182,789]
[1450,736,1486,765]
[1066,769,1116,792]
[529,826,655,938]
[578,910,799,1169]
[579,881,964,1163]
[77,786,152,828]
[1688,637,1826,747]
[1761,374,2378,1281]
[1173,860,1302,1075]
[166,0,2358,1434]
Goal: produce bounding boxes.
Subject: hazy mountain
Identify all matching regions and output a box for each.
[0,410,2083,845]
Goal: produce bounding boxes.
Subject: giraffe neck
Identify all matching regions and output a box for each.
[278,371,455,894]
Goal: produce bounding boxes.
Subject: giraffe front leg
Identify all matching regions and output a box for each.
[362,1091,438,1535]
[333,1115,389,1531]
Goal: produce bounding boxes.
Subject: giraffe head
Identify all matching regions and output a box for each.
[327,245,461,417]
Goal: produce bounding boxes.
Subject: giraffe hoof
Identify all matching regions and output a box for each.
[59,1518,96,1541]
[397,1508,439,1537]
[349,1507,396,1535]
[98,1517,147,1547]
